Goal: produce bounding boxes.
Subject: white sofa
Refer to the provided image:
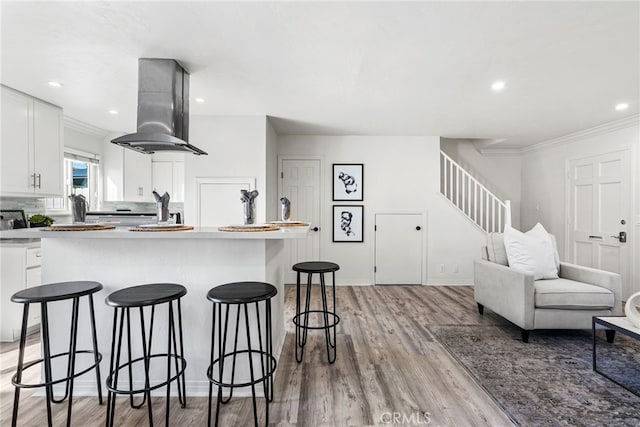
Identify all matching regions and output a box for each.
[474,233,622,342]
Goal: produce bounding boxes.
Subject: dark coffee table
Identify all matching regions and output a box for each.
[592,316,640,397]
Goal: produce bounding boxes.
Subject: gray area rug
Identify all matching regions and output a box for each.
[431,324,640,427]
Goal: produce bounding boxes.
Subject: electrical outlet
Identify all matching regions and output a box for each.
[439,264,445,273]
[453,264,459,274]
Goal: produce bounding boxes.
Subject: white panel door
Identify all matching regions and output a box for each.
[568,150,631,298]
[375,213,423,285]
[281,159,321,283]
[196,177,256,227]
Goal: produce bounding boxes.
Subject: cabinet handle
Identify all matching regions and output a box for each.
[35,252,42,258]
[37,174,42,189]
[31,173,37,188]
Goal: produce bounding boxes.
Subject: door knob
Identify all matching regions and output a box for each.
[416,226,421,231]
[312,227,319,232]
[611,231,627,242]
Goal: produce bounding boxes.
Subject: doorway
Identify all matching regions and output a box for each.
[567,150,631,298]
[374,212,425,285]
[279,157,322,283]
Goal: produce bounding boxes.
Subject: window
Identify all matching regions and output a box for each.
[46,150,100,212]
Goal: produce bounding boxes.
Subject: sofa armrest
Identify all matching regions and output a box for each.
[559,262,622,315]
[474,259,535,329]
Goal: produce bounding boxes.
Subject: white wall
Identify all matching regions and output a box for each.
[184,115,270,225]
[265,118,278,221]
[521,122,640,297]
[441,138,522,228]
[278,135,486,285]
[64,127,104,155]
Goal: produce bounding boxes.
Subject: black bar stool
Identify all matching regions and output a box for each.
[206,282,277,427]
[292,261,340,364]
[10,281,103,427]
[105,283,187,427]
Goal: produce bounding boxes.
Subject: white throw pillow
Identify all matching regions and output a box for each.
[527,223,561,270]
[503,224,559,280]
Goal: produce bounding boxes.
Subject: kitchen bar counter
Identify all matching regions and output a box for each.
[0,225,309,239]
[1,225,309,397]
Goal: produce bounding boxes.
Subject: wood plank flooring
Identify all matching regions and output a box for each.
[0,285,513,426]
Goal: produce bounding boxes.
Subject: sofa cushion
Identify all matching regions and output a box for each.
[486,233,508,265]
[535,278,614,310]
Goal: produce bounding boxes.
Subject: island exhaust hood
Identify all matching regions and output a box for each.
[111,58,207,155]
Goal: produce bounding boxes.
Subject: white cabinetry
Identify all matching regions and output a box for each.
[124,148,152,201]
[103,140,152,202]
[1,86,63,196]
[151,153,184,202]
[0,241,42,341]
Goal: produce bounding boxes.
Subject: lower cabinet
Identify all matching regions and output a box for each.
[0,241,42,341]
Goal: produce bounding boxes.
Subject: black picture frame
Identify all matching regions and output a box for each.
[333,205,364,242]
[332,163,363,201]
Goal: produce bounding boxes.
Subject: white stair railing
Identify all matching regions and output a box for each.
[440,150,511,233]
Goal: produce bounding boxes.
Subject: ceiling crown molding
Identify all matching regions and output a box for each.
[521,114,640,154]
[63,116,110,138]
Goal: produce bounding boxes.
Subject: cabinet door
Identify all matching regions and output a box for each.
[33,101,63,195]
[123,149,152,201]
[26,267,41,326]
[152,161,173,198]
[173,161,184,202]
[1,87,33,194]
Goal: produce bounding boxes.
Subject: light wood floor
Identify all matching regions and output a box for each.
[0,285,513,426]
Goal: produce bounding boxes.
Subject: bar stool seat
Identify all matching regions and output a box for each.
[292,261,340,364]
[207,282,277,427]
[11,281,103,427]
[105,283,187,427]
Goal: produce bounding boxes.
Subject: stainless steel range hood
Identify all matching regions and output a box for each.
[111,58,207,155]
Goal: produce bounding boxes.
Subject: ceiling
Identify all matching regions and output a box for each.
[1,1,638,149]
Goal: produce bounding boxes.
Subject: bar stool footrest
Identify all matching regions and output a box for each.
[11,350,102,389]
[293,310,340,329]
[106,353,187,395]
[207,349,276,388]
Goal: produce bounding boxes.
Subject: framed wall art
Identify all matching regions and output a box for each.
[333,205,364,242]
[332,163,363,201]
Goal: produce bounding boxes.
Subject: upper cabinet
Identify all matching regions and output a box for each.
[103,144,184,203]
[1,86,63,197]
[151,152,184,202]
[123,148,152,202]
[103,141,152,202]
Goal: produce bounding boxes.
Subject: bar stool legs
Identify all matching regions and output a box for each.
[11,282,103,427]
[293,264,340,364]
[207,282,277,427]
[105,284,187,427]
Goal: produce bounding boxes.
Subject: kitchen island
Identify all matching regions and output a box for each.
[1,226,309,396]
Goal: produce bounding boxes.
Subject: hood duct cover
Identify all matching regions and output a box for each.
[111,58,207,155]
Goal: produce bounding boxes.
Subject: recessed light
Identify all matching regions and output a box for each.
[491,81,506,92]
[615,103,629,111]
[108,110,119,115]
[195,98,205,103]
[48,81,63,88]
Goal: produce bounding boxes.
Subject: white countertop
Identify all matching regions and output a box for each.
[0,225,310,240]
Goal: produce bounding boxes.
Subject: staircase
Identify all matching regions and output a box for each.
[440,150,511,233]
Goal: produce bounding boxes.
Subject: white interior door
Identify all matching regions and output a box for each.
[568,150,631,298]
[375,213,424,285]
[280,159,321,283]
